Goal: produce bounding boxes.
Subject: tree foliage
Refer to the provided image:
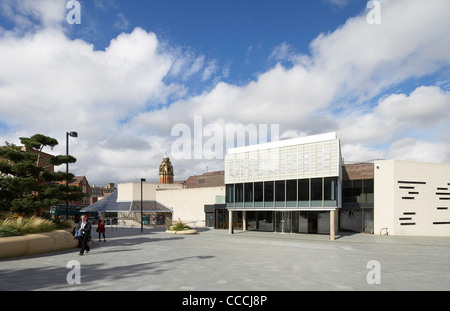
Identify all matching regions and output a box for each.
[0,134,82,215]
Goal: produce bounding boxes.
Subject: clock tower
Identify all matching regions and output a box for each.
[159,156,174,184]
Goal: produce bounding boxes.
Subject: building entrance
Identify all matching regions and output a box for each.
[308,211,318,234]
[274,211,294,233]
[246,211,329,234]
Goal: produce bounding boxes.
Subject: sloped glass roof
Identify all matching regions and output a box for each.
[81,191,172,213]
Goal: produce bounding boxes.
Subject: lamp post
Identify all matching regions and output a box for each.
[141,178,146,232]
[66,131,78,219]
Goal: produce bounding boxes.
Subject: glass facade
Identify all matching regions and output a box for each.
[298,179,309,206]
[244,183,253,204]
[224,134,342,235]
[264,181,274,205]
[235,183,243,207]
[214,209,243,230]
[342,179,374,203]
[244,211,330,234]
[226,177,339,209]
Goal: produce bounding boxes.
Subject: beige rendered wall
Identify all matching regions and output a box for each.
[117,183,184,202]
[156,186,225,227]
[374,160,396,235]
[374,160,450,236]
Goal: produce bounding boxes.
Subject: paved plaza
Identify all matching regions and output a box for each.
[1,227,450,291]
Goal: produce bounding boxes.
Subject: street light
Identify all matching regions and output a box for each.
[141,178,146,232]
[66,131,78,219]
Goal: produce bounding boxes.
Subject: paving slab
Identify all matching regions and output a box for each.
[1,227,450,291]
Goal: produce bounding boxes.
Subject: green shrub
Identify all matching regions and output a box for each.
[53,218,74,230]
[0,216,57,236]
[169,219,191,231]
[0,226,21,237]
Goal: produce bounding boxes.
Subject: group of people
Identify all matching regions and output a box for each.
[74,215,107,256]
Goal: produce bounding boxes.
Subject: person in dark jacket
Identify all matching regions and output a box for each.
[75,215,91,255]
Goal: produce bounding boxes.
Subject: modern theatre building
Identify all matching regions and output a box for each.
[83,132,449,238]
[225,132,450,238]
[225,132,341,239]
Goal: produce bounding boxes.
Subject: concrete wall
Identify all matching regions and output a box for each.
[156,186,225,227]
[374,160,450,236]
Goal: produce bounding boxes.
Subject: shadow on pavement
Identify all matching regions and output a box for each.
[0,253,215,291]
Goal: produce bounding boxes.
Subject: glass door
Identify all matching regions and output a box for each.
[284,211,292,233]
[308,211,318,234]
[274,211,292,233]
[275,211,282,232]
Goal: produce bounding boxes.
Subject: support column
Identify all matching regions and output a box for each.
[330,209,336,241]
[229,210,234,235]
[242,211,247,231]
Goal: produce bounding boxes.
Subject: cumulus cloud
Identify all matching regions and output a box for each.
[131,0,450,160]
[0,0,449,184]
[0,23,190,182]
[339,86,450,162]
[339,86,450,144]
[0,27,176,132]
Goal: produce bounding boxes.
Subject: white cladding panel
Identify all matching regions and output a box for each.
[225,138,341,184]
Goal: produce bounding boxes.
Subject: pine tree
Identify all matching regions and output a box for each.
[0,134,82,216]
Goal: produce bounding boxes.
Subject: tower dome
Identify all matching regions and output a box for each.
[159,156,174,184]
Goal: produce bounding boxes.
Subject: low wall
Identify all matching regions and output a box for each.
[0,229,78,259]
[165,229,198,235]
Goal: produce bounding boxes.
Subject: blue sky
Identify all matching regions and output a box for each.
[0,0,449,185]
[69,0,366,90]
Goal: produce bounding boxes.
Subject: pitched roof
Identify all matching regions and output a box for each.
[81,191,172,213]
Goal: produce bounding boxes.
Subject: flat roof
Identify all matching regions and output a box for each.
[227,132,338,155]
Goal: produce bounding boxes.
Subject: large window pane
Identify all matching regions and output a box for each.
[343,180,353,202]
[286,179,297,201]
[324,177,338,201]
[226,184,234,203]
[235,183,243,203]
[264,181,274,202]
[353,180,362,202]
[275,180,285,202]
[244,183,253,203]
[254,182,263,202]
[364,179,374,203]
[311,178,323,201]
[298,179,309,201]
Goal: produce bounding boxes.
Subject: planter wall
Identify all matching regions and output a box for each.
[0,229,78,259]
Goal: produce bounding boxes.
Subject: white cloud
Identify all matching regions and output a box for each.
[387,138,449,164]
[0,0,449,185]
[0,27,176,132]
[338,86,450,144]
[0,0,66,31]
[325,0,350,8]
[141,0,450,130]
[0,24,192,183]
[114,13,130,31]
[202,60,218,81]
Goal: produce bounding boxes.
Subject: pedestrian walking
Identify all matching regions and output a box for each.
[75,215,91,256]
[97,217,107,242]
